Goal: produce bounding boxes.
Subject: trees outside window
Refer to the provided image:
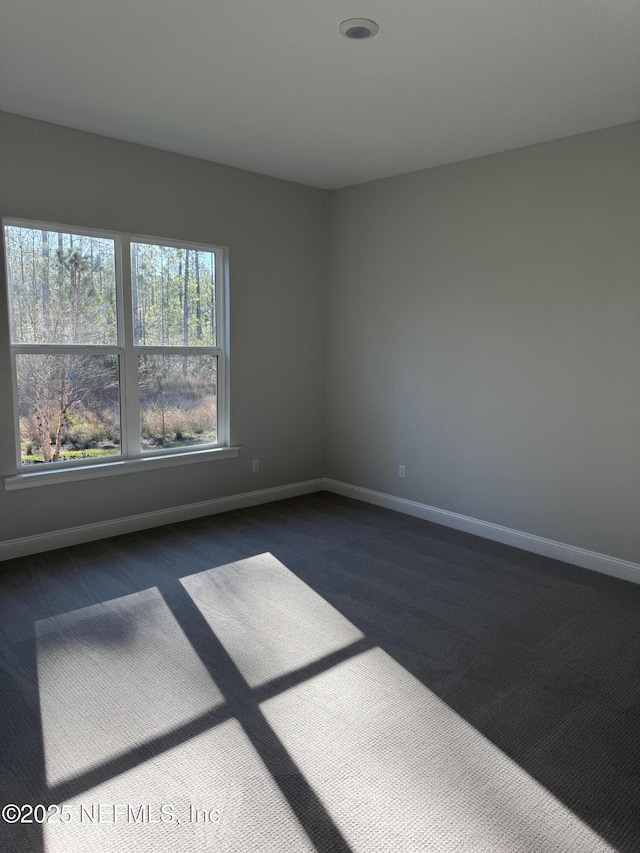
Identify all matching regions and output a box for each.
[3,221,226,467]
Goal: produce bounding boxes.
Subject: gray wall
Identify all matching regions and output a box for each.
[0,112,328,542]
[326,122,640,563]
[2,113,639,564]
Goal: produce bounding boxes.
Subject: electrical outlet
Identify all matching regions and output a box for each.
[398,465,406,479]
[252,459,260,473]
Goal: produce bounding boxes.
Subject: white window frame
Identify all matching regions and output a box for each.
[2,218,239,490]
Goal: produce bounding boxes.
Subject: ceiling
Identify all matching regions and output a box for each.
[1,0,639,189]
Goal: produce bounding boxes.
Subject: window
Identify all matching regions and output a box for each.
[2,219,233,482]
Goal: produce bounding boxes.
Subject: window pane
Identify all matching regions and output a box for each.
[16,354,121,465]
[139,354,217,451]
[131,243,216,346]
[4,226,117,345]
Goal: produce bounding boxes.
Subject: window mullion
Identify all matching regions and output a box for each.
[118,238,141,457]
[10,344,120,355]
[10,349,22,470]
[218,247,229,446]
[132,346,222,356]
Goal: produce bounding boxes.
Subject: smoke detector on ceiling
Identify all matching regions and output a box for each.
[339,18,379,40]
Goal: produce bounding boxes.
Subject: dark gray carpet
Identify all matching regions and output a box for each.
[0,491,639,852]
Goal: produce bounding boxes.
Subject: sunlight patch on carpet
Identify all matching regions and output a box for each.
[37,587,225,787]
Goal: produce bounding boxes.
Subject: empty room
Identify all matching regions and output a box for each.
[1,1,639,851]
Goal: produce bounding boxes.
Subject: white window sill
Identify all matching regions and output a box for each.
[3,446,241,491]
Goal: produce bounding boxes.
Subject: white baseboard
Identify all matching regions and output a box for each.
[0,479,325,561]
[323,479,640,585]
[3,476,638,586]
